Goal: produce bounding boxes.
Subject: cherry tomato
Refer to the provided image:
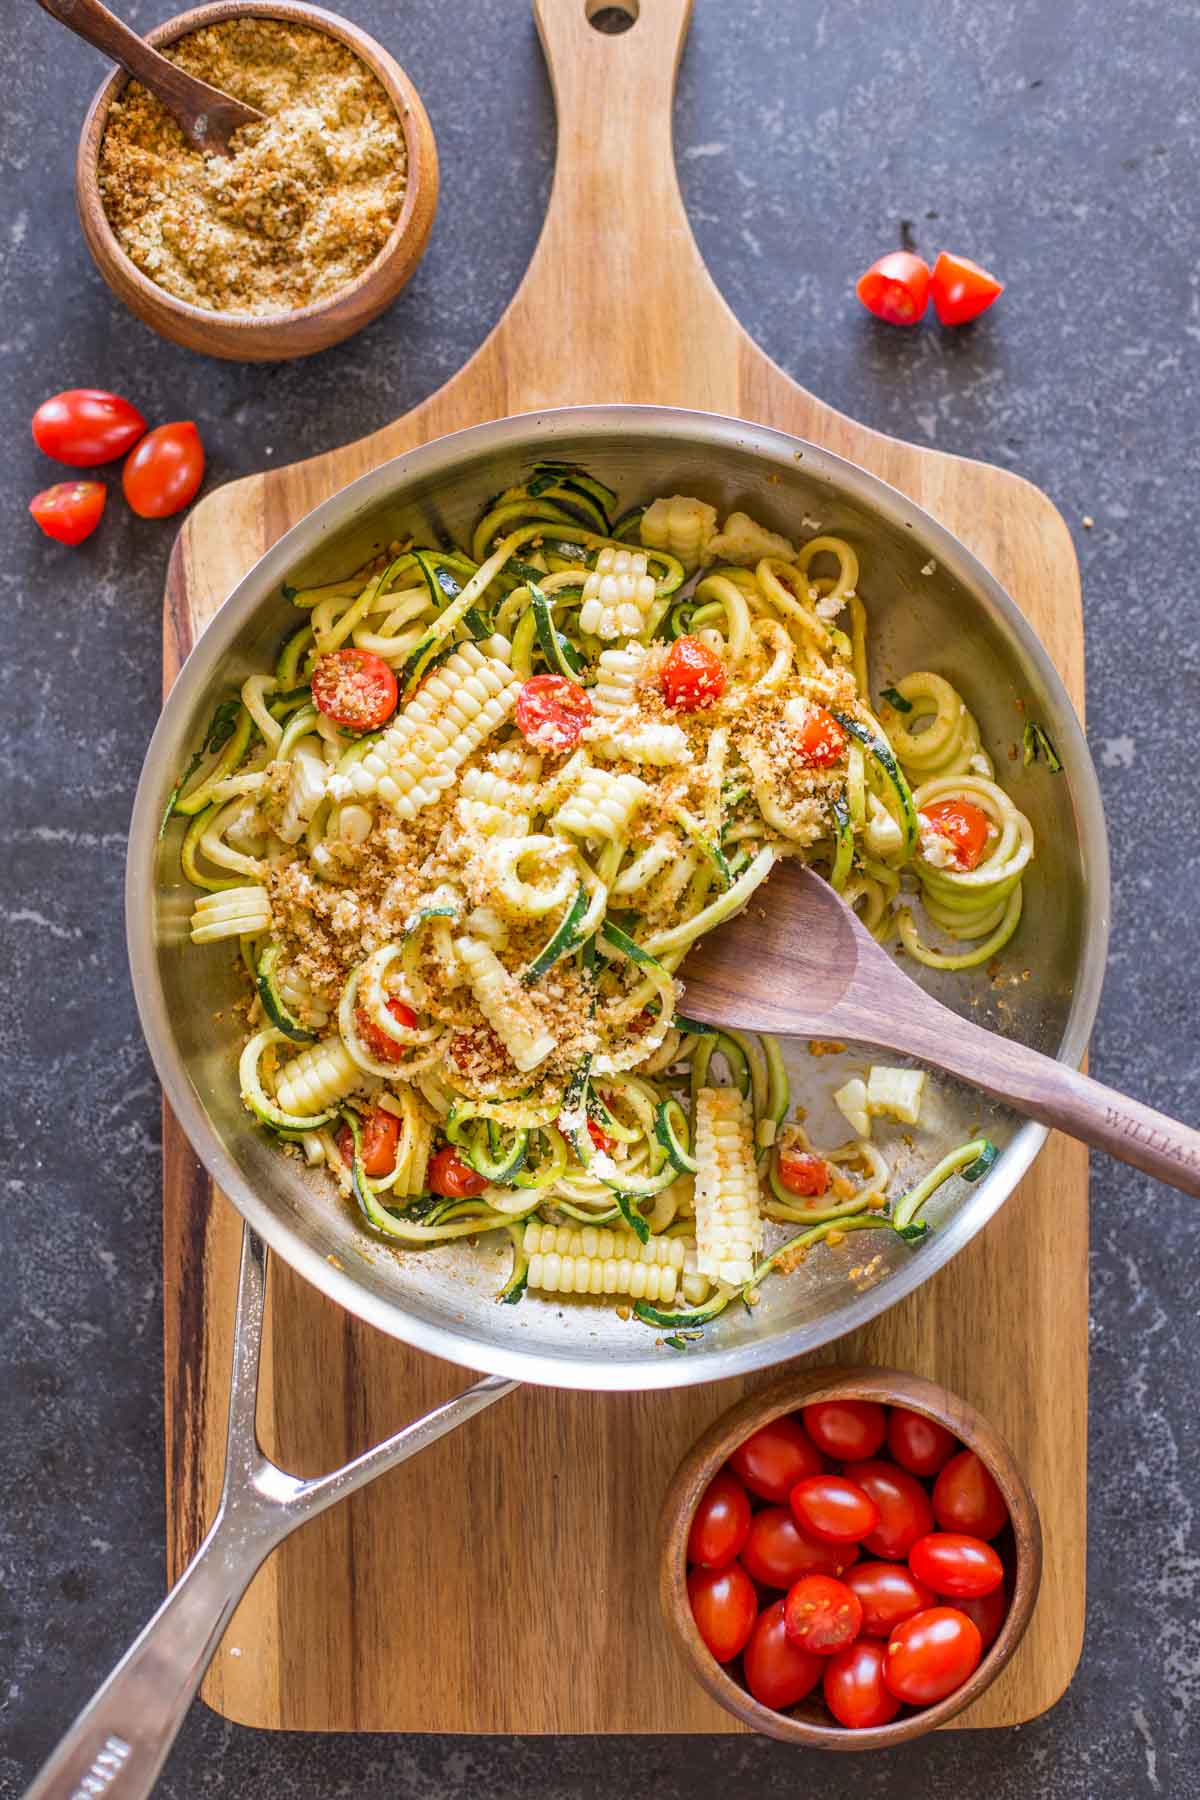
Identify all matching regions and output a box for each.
[887,1407,958,1479]
[515,673,592,752]
[311,648,398,732]
[687,1562,757,1663]
[790,1475,879,1545]
[32,388,146,467]
[777,1150,830,1198]
[28,480,106,546]
[930,251,1004,327]
[855,251,931,326]
[793,705,847,768]
[427,1146,488,1199]
[932,1450,1009,1540]
[782,1573,862,1655]
[884,1607,982,1706]
[854,1459,935,1559]
[587,1118,615,1154]
[686,1469,751,1570]
[122,420,205,518]
[336,1108,400,1178]
[824,1636,901,1729]
[661,635,726,711]
[846,1562,935,1638]
[740,1506,859,1588]
[909,1533,1004,1600]
[920,798,991,871]
[354,998,418,1064]
[957,1584,1009,1651]
[728,1417,824,1503]
[802,1401,887,1463]
[743,1600,824,1710]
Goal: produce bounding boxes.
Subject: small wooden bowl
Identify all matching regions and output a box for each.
[75,0,437,360]
[659,1366,1042,1750]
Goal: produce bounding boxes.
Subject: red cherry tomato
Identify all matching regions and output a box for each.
[32,388,145,467]
[728,1417,824,1503]
[122,420,205,518]
[311,648,398,732]
[336,1108,400,1178]
[427,1146,488,1199]
[930,251,1004,326]
[845,1561,936,1638]
[823,1637,902,1729]
[957,1584,1009,1651]
[782,1574,862,1655]
[354,998,418,1064]
[884,1607,982,1705]
[854,1459,935,1559]
[514,672,592,751]
[793,705,847,768]
[661,635,726,711]
[687,1562,757,1663]
[855,251,931,326]
[803,1401,887,1463]
[790,1475,879,1545]
[777,1150,831,1198]
[743,1599,824,1711]
[686,1469,751,1570]
[587,1118,615,1154]
[920,798,991,871]
[740,1506,859,1588]
[887,1407,958,1479]
[932,1450,1009,1539]
[909,1533,1004,1600]
[28,480,106,545]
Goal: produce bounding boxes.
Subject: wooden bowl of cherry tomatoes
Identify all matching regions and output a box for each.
[658,1367,1041,1749]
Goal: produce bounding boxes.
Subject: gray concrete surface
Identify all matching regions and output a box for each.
[2,0,1198,1794]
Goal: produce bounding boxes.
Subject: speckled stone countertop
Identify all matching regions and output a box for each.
[3,0,1198,1794]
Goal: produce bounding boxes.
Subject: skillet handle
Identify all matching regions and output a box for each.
[23,1228,517,1800]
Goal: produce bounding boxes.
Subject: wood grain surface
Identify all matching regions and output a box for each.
[161,0,1088,1734]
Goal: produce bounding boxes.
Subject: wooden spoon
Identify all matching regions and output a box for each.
[36,0,263,154]
[679,860,1200,1197]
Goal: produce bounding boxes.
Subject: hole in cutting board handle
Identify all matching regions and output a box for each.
[587,0,639,33]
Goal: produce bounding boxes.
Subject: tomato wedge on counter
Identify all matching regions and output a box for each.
[29,480,106,545]
[855,252,931,325]
[122,420,205,518]
[337,1109,400,1178]
[427,1146,488,1199]
[919,798,991,871]
[930,252,1004,326]
[687,1469,751,1570]
[661,635,726,711]
[311,648,399,731]
[515,672,593,751]
[32,388,147,466]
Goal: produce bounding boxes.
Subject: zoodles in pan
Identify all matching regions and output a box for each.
[171,466,1035,1335]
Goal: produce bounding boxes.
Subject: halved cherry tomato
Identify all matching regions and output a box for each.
[587,1118,615,1154]
[846,1561,936,1638]
[32,388,146,467]
[932,1450,1009,1540]
[909,1533,1004,1600]
[793,705,847,768]
[515,673,592,752]
[884,1607,982,1705]
[887,1406,958,1479]
[790,1474,879,1545]
[919,798,991,871]
[931,251,1004,327]
[122,420,205,518]
[661,635,726,711]
[354,998,418,1064]
[686,1469,751,1570]
[311,648,399,732]
[782,1573,862,1655]
[740,1506,859,1588]
[687,1562,757,1662]
[728,1416,823,1503]
[336,1108,400,1178]
[855,251,931,326]
[957,1583,1009,1650]
[743,1599,824,1710]
[802,1400,887,1463]
[777,1149,830,1198]
[823,1637,902,1728]
[854,1459,935,1559]
[427,1146,488,1199]
[29,480,106,545]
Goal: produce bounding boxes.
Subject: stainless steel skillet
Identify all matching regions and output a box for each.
[28,407,1107,1795]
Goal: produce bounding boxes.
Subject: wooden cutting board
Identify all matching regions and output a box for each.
[162,0,1087,1733]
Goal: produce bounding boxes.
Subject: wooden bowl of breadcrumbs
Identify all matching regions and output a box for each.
[76,0,438,360]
